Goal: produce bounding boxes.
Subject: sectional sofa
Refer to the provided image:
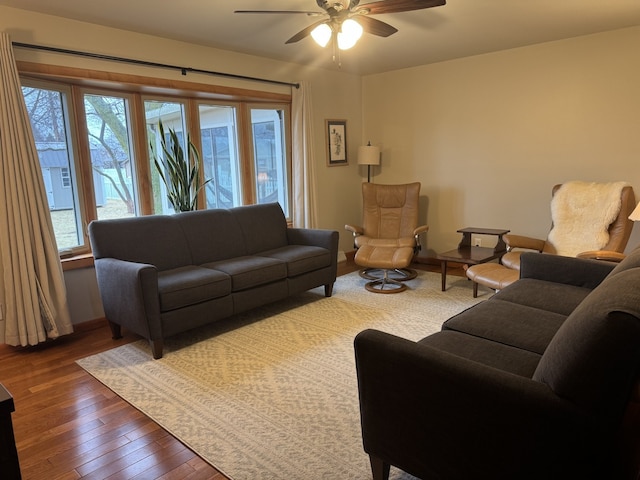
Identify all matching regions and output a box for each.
[89,203,338,359]
[355,245,640,479]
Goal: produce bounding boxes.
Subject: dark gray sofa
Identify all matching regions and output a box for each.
[355,245,640,480]
[89,203,338,359]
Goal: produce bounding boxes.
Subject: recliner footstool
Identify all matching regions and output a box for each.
[465,262,519,297]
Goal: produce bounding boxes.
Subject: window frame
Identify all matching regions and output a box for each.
[245,103,292,216]
[195,101,243,210]
[21,78,88,254]
[79,87,143,221]
[18,62,293,265]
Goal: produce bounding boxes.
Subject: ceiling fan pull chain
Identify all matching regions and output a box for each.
[332,34,337,64]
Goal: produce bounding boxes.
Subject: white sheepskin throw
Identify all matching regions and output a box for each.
[547,180,628,257]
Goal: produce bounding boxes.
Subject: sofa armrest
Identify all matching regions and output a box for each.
[354,329,600,479]
[286,228,339,252]
[94,257,162,342]
[519,252,615,289]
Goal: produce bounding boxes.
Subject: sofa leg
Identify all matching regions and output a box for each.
[473,281,478,298]
[150,339,164,359]
[107,320,122,340]
[369,455,390,480]
[324,283,334,297]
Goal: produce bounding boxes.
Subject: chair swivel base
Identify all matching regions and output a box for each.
[359,267,418,282]
[355,245,414,294]
[365,271,407,294]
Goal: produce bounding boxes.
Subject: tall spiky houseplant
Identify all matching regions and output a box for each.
[150,120,210,212]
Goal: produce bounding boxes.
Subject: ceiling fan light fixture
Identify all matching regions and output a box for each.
[337,19,363,50]
[311,23,332,47]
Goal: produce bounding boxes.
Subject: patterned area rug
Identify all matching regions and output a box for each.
[77,271,487,480]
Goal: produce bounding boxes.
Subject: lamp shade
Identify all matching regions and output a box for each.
[629,202,640,221]
[358,144,380,166]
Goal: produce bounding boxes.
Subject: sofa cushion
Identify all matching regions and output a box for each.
[90,215,191,270]
[204,256,287,291]
[491,278,592,316]
[232,203,289,254]
[533,267,640,416]
[259,245,332,277]
[442,299,567,355]
[157,266,231,312]
[419,331,542,378]
[176,209,246,264]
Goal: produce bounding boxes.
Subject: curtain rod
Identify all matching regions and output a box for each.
[12,41,300,89]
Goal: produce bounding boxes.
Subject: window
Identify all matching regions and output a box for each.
[84,93,139,220]
[20,67,292,257]
[250,107,290,217]
[199,104,241,209]
[22,83,83,251]
[61,168,71,188]
[144,100,187,214]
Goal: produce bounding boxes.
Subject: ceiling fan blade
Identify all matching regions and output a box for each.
[355,0,445,15]
[285,20,328,44]
[234,10,323,16]
[357,16,398,37]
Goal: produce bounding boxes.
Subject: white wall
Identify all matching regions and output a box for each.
[3,6,640,323]
[362,26,640,257]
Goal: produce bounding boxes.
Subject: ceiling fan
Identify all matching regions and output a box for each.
[235,0,446,51]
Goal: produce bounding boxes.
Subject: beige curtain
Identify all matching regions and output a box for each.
[291,81,318,228]
[0,32,73,346]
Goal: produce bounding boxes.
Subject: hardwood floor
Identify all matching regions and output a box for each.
[0,259,456,480]
[1,318,225,480]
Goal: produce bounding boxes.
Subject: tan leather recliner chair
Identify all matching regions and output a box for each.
[501,183,636,270]
[345,182,429,292]
[467,182,635,297]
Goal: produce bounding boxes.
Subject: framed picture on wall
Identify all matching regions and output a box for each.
[325,119,348,166]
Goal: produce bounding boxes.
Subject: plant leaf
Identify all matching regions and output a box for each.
[151,119,211,212]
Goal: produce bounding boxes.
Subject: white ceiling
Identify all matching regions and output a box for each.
[3,0,640,75]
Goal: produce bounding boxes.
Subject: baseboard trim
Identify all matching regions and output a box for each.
[73,317,107,332]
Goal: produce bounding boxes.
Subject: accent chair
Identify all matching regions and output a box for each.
[345,182,429,293]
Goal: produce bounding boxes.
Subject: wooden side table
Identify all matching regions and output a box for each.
[0,383,21,479]
[437,227,510,292]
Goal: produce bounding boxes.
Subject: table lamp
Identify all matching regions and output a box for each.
[629,202,640,221]
[358,142,380,182]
